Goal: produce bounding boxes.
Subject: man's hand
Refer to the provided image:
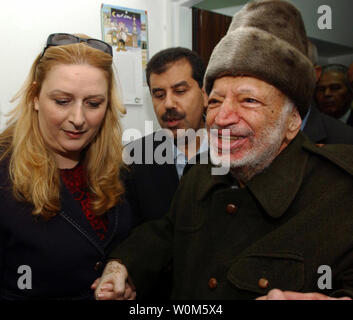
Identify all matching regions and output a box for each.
[91,260,136,300]
[256,289,352,300]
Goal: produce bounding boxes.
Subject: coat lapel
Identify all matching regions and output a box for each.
[302,106,328,143]
[101,205,119,247]
[59,182,118,256]
[247,133,309,218]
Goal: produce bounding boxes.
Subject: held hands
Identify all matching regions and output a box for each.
[91,262,352,301]
[91,260,136,300]
[256,289,352,300]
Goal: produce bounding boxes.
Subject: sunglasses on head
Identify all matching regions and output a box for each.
[41,33,113,57]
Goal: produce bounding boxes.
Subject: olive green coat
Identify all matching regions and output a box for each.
[110,133,353,299]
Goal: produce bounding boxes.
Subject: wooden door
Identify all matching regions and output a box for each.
[192,7,232,66]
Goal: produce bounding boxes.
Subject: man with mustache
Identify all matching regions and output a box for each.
[121,47,208,299]
[95,0,353,300]
[315,64,353,127]
[124,47,208,225]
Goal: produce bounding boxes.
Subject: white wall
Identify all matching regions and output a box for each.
[171,3,192,48]
[0,0,193,135]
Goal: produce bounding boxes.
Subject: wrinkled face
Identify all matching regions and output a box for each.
[149,59,206,138]
[34,64,108,166]
[206,76,300,170]
[315,71,352,118]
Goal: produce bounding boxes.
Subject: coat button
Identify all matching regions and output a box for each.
[94,261,103,271]
[258,278,269,289]
[226,203,238,214]
[208,277,218,289]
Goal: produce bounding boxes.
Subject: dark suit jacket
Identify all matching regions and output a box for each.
[123,133,179,226]
[0,158,132,300]
[123,132,180,300]
[303,105,353,144]
[347,110,353,127]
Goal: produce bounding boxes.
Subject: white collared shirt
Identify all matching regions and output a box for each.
[174,133,209,180]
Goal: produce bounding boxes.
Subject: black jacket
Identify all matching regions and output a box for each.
[0,158,132,300]
[302,105,353,144]
[123,132,180,299]
[347,111,353,127]
[111,133,353,299]
[123,133,179,226]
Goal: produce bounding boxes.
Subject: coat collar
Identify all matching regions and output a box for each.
[59,182,118,256]
[302,105,327,143]
[246,133,308,218]
[197,132,309,219]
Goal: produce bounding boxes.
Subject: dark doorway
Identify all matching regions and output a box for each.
[192,7,232,67]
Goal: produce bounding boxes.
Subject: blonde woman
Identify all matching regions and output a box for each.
[0,33,134,300]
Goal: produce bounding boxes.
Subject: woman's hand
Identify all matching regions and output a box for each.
[91,260,136,300]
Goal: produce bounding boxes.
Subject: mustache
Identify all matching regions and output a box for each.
[161,109,185,122]
[210,124,253,137]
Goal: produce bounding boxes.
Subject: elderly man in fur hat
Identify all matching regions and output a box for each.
[93,0,353,300]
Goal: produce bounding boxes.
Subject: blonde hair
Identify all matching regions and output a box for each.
[0,40,126,218]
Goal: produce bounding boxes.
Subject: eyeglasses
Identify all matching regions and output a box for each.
[41,33,113,57]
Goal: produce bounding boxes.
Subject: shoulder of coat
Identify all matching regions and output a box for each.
[303,141,353,176]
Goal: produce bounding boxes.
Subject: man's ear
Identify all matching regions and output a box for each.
[286,107,302,140]
[315,66,322,82]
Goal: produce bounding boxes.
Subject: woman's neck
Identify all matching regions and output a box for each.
[54,152,81,169]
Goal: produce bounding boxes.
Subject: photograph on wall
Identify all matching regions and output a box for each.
[101,3,148,87]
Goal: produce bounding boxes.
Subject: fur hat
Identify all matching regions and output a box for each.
[204,0,316,117]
